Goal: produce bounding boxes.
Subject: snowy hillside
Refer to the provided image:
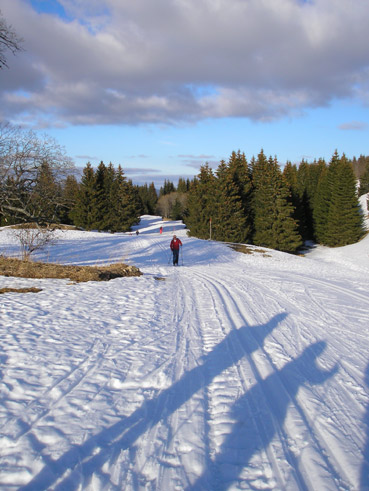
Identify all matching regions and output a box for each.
[0,210,369,490]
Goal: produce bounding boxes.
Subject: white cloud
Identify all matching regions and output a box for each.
[338,121,368,131]
[1,0,369,127]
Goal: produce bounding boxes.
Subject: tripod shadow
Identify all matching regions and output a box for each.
[20,313,287,490]
[189,341,338,490]
[360,362,369,490]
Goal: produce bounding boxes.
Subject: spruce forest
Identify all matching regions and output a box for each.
[1,150,368,254]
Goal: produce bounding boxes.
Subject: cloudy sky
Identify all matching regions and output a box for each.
[1,0,369,186]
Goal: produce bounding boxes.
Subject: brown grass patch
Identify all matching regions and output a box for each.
[0,287,42,294]
[0,256,142,282]
[8,223,80,230]
[227,243,271,257]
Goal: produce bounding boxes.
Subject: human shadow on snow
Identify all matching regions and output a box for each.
[0,354,8,381]
[360,362,369,490]
[189,341,338,490]
[20,313,334,490]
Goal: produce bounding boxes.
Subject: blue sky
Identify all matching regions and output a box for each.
[1,0,369,187]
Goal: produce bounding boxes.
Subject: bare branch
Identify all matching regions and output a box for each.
[13,225,57,260]
[0,123,76,225]
[0,10,23,69]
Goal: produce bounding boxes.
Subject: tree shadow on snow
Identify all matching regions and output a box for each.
[360,362,369,490]
[19,312,334,490]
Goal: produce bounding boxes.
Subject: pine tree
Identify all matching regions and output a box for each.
[160,179,176,196]
[186,164,217,239]
[177,178,188,193]
[228,151,253,235]
[313,153,340,244]
[283,161,305,238]
[126,179,143,226]
[90,161,111,230]
[105,163,116,197]
[59,175,80,225]
[359,163,369,196]
[148,182,158,213]
[312,177,327,243]
[324,155,364,246]
[70,163,95,229]
[109,167,142,232]
[352,155,369,180]
[294,160,314,240]
[251,151,273,246]
[137,182,158,214]
[136,184,150,214]
[170,197,183,220]
[306,159,327,207]
[314,152,345,244]
[30,161,60,224]
[214,160,234,241]
[214,152,252,243]
[251,152,302,252]
[283,161,298,192]
[313,153,364,246]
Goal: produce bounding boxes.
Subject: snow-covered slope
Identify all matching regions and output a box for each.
[0,214,369,490]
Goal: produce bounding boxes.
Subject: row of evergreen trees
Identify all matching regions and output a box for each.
[136,178,191,216]
[69,164,191,230]
[1,151,367,253]
[185,150,365,252]
[0,159,188,230]
[284,153,364,247]
[69,162,142,232]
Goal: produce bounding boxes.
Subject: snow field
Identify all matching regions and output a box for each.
[0,213,369,489]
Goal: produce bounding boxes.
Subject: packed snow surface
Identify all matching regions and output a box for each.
[1,210,369,490]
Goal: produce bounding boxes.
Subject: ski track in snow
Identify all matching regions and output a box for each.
[0,215,369,490]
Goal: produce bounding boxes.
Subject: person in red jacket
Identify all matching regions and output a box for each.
[170,235,182,266]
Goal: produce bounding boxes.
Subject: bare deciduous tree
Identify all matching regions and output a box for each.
[0,123,75,225]
[13,225,57,260]
[0,9,23,69]
[156,192,187,219]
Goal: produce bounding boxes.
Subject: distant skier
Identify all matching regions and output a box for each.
[170,235,182,266]
[160,226,163,234]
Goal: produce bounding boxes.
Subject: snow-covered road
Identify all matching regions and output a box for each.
[1,216,369,490]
